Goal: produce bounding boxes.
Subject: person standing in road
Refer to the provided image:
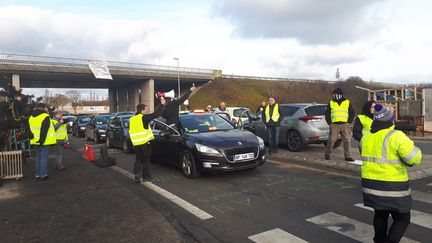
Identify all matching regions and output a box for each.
[324,88,355,161]
[52,110,68,170]
[28,103,56,180]
[262,96,284,155]
[160,85,197,128]
[360,104,422,243]
[256,101,266,114]
[130,101,166,183]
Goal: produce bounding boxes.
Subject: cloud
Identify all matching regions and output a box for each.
[214,0,389,44]
[0,5,163,62]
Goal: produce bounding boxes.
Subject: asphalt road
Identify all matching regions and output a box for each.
[70,136,432,243]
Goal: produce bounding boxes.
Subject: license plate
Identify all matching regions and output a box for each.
[233,152,254,161]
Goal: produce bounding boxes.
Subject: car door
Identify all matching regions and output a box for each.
[113,118,125,146]
[151,121,182,165]
[252,111,268,142]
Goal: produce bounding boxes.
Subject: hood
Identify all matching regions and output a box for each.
[96,124,108,129]
[361,101,375,118]
[186,129,259,148]
[31,110,46,117]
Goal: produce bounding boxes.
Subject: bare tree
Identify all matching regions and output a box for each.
[51,94,70,110]
[66,90,81,114]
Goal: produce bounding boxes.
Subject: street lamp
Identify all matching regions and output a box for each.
[173,58,180,99]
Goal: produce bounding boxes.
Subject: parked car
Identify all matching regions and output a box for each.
[62,115,76,133]
[84,114,115,143]
[112,111,135,117]
[106,115,133,153]
[248,103,340,152]
[150,113,266,178]
[72,115,91,137]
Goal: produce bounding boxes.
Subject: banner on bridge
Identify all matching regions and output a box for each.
[88,60,113,80]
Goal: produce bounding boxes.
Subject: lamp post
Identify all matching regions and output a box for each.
[173,57,181,110]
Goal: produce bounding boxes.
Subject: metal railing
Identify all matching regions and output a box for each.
[0,53,215,76]
[222,74,336,83]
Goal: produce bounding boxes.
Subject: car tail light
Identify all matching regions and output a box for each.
[299,116,322,123]
[309,136,320,141]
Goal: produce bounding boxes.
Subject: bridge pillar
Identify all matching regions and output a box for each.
[108,87,118,113]
[11,74,20,90]
[117,86,128,112]
[140,79,154,112]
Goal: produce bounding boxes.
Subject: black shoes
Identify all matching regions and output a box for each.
[345,157,355,162]
[325,155,331,160]
[134,175,141,184]
[39,176,48,180]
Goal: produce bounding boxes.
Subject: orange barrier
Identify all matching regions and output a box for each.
[82,144,95,162]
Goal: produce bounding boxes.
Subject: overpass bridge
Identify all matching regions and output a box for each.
[0,53,219,112]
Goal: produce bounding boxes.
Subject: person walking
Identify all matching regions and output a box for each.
[360,104,422,243]
[52,110,68,170]
[256,101,266,114]
[262,96,284,155]
[28,103,56,180]
[324,88,355,161]
[130,101,165,183]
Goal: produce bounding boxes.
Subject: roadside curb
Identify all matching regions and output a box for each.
[410,137,432,142]
[269,154,432,180]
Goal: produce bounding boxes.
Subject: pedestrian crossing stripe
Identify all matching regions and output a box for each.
[354,203,432,230]
[412,190,432,204]
[427,183,432,187]
[249,228,308,243]
[306,212,418,243]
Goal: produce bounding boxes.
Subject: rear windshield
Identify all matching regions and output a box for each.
[305,105,327,116]
[78,117,91,123]
[281,106,299,116]
[96,116,114,125]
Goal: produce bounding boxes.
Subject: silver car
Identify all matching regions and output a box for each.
[246,103,339,152]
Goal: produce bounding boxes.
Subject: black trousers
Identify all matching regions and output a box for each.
[373,210,411,243]
[133,144,152,178]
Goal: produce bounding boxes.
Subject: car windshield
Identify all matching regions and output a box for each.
[305,105,327,116]
[96,116,113,125]
[180,114,234,133]
[78,116,90,123]
[122,117,131,128]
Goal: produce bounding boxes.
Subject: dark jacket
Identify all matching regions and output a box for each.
[325,98,355,125]
[138,105,165,128]
[161,89,192,126]
[256,106,265,114]
[26,110,51,145]
[262,103,284,127]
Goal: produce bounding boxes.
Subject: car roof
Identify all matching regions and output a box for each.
[280,103,326,107]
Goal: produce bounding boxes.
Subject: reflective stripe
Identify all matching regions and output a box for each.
[332,109,349,113]
[401,146,420,162]
[129,132,149,137]
[130,134,154,143]
[382,130,397,160]
[361,156,401,164]
[363,188,411,197]
[331,115,349,119]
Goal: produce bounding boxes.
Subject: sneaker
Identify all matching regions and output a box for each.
[35,176,40,179]
[134,175,141,184]
[345,157,355,162]
[325,155,331,160]
[274,148,279,154]
[57,166,66,171]
[39,176,48,180]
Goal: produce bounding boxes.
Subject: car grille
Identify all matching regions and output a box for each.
[223,146,259,162]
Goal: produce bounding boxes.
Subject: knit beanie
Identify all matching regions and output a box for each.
[332,88,343,100]
[374,103,394,122]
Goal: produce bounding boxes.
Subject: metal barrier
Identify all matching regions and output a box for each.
[0,53,215,76]
[222,74,337,83]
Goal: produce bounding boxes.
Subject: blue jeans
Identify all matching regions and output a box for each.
[35,146,49,177]
[267,126,280,150]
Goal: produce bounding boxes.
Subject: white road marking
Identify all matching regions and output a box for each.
[427,183,432,187]
[249,228,308,243]
[306,212,418,243]
[354,203,432,230]
[348,160,362,165]
[110,166,213,220]
[412,190,432,204]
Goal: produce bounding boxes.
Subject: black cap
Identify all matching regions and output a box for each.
[332,88,343,95]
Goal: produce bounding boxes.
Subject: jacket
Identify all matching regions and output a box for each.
[26,110,52,145]
[160,89,192,126]
[325,98,355,125]
[262,103,284,127]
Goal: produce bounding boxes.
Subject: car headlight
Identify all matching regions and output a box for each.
[195,143,220,156]
[80,127,85,130]
[257,136,265,149]
[98,129,106,133]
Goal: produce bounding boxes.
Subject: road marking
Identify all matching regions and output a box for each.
[110,166,213,220]
[427,183,432,187]
[354,203,432,230]
[267,159,359,180]
[306,212,418,243]
[248,228,308,243]
[412,190,432,204]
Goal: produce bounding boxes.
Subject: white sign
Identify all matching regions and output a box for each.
[88,60,113,80]
[83,106,109,112]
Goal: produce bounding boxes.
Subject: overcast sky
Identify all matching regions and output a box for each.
[2,0,432,85]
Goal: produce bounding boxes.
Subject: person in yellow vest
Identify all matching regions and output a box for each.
[353,101,376,142]
[360,104,422,243]
[262,96,284,155]
[130,102,165,183]
[324,88,355,161]
[52,110,68,171]
[256,101,266,114]
[28,103,56,180]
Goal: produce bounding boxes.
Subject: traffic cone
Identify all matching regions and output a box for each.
[82,144,95,162]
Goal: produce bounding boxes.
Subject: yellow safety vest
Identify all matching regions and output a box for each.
[52,119,68,141]
[28,113,56,145]
[330,100,350,123]
[360,125,422,211]
[129,114,154,146]
[265,104,280,123]
[357,114,373,135]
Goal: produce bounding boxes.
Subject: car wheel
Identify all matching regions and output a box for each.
[122,139,131,154]
[181,150,200,178]
[286,130,304,152]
